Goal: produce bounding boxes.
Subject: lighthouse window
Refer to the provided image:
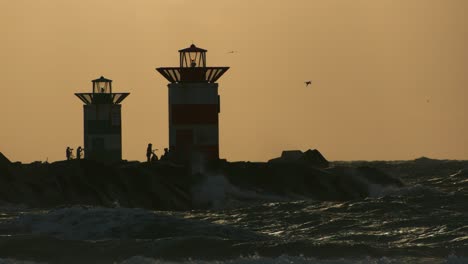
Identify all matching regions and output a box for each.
[93,82,110,94]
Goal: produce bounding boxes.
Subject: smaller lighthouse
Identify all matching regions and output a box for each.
[75,76,129,162]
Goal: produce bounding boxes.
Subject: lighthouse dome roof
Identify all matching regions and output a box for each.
[178,44,207,53]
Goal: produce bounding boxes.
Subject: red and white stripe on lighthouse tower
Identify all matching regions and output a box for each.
[156,44,229,162]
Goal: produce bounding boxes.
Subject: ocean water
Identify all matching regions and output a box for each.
[0,161,466,264]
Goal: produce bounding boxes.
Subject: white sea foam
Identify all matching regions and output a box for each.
[6,206,260,241]
[191,174,289,209]
[10,206,162,240]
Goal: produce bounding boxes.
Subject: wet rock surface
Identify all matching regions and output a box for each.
[0,153,407,210]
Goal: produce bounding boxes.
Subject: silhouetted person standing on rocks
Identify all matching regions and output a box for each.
[151,150,159,162]
[146,144,153,162]
[66,147,72,160]
[76,146,83,160]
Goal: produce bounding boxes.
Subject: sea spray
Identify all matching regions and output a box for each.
[191,174,289,209]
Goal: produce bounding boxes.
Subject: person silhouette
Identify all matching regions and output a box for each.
[161,148,169,161]
[76,146,83,160]
[151,150,159,162]
[66,147,74,160]
[66,147,71,160]
[146,143,152,162]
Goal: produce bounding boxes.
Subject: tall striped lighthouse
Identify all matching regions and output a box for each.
[156,44,229,162]
[75,76,130,162]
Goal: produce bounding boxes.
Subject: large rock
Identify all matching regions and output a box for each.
[0,152,11,166]
[300,149,329,168]
[268,149,329,168]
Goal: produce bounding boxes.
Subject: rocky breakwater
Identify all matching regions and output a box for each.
[0,154,192,210]
[194,149,404,207]
[0,150,404,210]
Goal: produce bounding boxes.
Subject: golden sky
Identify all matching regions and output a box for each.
[1,0,467,162]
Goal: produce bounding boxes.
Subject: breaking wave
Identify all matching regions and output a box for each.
[191,174,290,209]
[5,206,262,241]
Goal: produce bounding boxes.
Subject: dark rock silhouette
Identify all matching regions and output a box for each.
[0,151,407,210]
[0,159,191,210]
[0,152,10,167]
[269,150,303,162]
[268,149,329,168]
[207,160,402,203]
[301,149,329,168]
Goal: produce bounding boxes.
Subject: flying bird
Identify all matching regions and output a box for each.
[226,50,237,54]
[305,81,312,87]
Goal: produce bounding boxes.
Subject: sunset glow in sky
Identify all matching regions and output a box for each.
[1,0,467,162]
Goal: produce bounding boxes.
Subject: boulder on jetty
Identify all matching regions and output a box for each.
[268,149,329,168]
[0,152,10,166]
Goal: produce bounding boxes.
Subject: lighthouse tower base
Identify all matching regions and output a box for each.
[83,104,122,163]
[168,82,220,162]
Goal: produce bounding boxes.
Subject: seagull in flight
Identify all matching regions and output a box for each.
[305,81,312,87]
